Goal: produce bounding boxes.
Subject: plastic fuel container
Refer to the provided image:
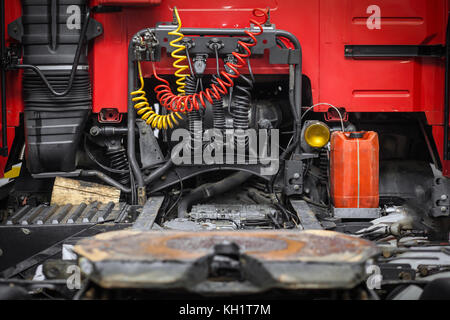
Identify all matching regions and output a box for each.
[330,131,379,208]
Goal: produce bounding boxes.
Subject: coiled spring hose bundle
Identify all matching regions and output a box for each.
[168,7,190,96]
[131,62,182,129]
[132,6,191,130]
[154,8,269,113]
[233,73,254,145]
[211,75,226,130]
[185,75,203,146]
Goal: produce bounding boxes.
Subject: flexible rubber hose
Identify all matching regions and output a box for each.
[154,8,268,114]
[144,159,173,185]
[177,171,252,218]
[168,7,190,96]
[131,61,182,130]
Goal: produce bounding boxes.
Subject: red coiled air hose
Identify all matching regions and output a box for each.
[153,8,269,113]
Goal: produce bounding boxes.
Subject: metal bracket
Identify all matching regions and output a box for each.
[7,17,22,41]
[151,24,300,66]
[289,199,322,230]
[132,196,165,230]
[430,176,450,218]
[345,45,445,58]
[284,159,303,195]
[86,18,104,41]
[7,16,103,42]
[137,120,164,169]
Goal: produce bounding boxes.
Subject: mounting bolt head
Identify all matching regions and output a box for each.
[293,185,300,191]
[441,206,447,212]
[441,195,448,201]
[90,126,100,136]
[293,173,300,179]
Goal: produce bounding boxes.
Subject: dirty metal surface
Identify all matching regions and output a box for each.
[74,230,379,293]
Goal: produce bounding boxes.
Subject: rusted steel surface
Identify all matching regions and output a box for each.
[73,230,379,292]
[75,229,376,263]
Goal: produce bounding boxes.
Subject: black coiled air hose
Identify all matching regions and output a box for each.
[185,75,202,148]
[106,148,130,185]
[232,74,254,146]
[211,75,226,131]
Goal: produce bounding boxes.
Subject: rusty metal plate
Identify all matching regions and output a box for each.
[74,230,379,293]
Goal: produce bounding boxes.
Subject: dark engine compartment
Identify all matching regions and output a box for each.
[0,0,449,300]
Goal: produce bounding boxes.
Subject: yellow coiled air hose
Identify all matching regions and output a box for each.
[169,7,190,96]
[132,62,182,130]
[132,7,188,130]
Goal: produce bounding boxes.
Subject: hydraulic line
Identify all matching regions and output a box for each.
[131,61,182,130]
[154,8,269,113]
[177,171,253,218]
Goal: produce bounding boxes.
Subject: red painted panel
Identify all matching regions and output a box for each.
[1,0,449,176]
[93,0,161,5]
[318,0,446,114]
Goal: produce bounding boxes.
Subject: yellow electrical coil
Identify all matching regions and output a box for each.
[131,7,188,130]
[131,61,182,130]
[169,7,190,96]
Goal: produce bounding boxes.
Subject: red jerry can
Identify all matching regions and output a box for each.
[330,131,379,208]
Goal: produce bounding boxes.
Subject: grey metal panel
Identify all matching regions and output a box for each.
[333,208,380,220]
[289,200,322,230]
[132,196,165,230]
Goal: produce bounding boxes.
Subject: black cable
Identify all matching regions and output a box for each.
[83,135,129,174]
[214,46,220,77]
[185,48,194,76]
[276,37,287,49]
[129,163,136,204]
[164,168,183,217]
[13,10,92,97]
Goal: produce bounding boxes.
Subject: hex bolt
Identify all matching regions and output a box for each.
[293,173,300,179]
[293,185,300,191]
[441,206,447,212]
[441,194,448,201]
[90,126,100,136]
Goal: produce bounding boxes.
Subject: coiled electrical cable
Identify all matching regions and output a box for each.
[154,8,269,113]
[211,88,226,130]
[131,61,182,130]
[210,47,226,130]
[106,148,130,185]
[232,72,254,145]
[185,75,203,147]
[168,7,190,96]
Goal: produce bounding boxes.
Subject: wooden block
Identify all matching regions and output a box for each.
[51,177,120,206]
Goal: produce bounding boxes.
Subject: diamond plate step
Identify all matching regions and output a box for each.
[3,202,128,225]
